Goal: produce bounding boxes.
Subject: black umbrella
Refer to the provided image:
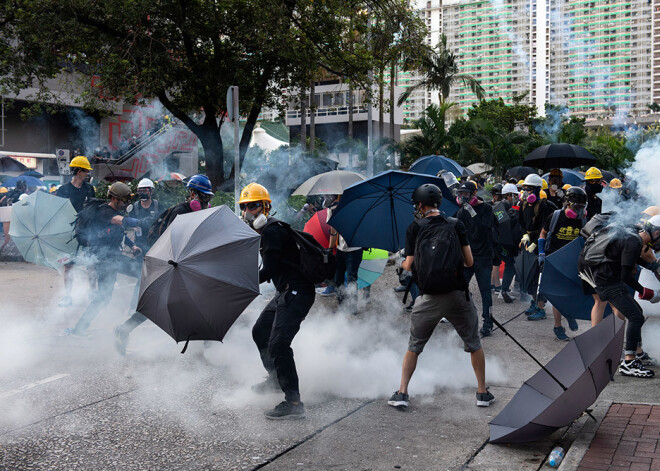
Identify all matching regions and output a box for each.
[601,170,619,183]
[523,144,596,170]
[0,156,28,173]
[505,166,536,181]
[490,313,624,443]
[513,250,538,295]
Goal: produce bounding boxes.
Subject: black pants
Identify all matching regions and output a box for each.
[463,256,493,329]
[596,282,645,355]
[252,289,315,403]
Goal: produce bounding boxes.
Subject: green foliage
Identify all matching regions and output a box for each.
[398,103,457,167]
[466,98,537,133]
[210,191,235,209]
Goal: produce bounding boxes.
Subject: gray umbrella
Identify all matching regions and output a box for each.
[137,206,261,348]
[489,313,625,444]
[292,170,366,196]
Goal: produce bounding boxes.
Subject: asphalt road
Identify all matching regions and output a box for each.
[1,261,658,470]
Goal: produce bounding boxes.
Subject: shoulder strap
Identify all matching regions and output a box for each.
[546,210,562,242]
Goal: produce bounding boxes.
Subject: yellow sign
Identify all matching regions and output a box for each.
[9,156,37,169]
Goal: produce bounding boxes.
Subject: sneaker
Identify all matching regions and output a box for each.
[320,286,336,297]
[553,326,570,341]
[251,376,281,394]
[527,308,546,321]
[492,285,502,294]
[394,285,407,293]
[476,389,495,407]
[636,351,658,367]
[567,317,579,332]
[501,291,514,304]
[405,302,414,313]
[480,326,493,338]
[58,296,72,307]
[387,391,409,408]
[114,325,128,356]
[264,400,305,420]
[524,301,537,315]
[619,359,655,378]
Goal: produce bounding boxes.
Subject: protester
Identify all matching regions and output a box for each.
[388,183,493,409]
[494,183,521,303]
[538,187,586,341]
[584,167,604,221]
[546,169,565,209]
[489,183,503,294]
[490,183,503,203]
[577,215,660,378]
[1,179,27,207]
[518,173,558,319]
[56,156,96,307]
[242,182,316,420]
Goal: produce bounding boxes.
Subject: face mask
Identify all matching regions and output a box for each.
[190,200,202,211]
[138,191,150,200]
[586,182,603,194]
[242,210,268,230]
[550,184,558,191]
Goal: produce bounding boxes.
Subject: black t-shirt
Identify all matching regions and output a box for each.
[586,193,602,222]
[90,203,125,259]
[591,232,643,290]
[455,202,499,259]
[404,215,469,257]
[131,199,159,249]
[547,193,564,210]
[542,210,583,255]
[259,219,314,293]
[57,182,96,213]
[519,199,557,243]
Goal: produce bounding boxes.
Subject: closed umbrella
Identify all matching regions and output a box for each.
[513,250,538,295]
[490,313,625,443]
[292,170,366,196]
[524,144,597,170]
[542,169,584,187]
[505,166,536,180]
[137,206,261,349]
[327,170,459,252]
[8,191,78,269]
[303,208,331,248]
[409,155,464,177]
[357,248,388,289]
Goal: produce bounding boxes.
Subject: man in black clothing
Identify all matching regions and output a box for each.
[455,182,499,337]
[546,168,565,209]
[578,215,660,378]
[241,183,315,420]
[584,167,604,221]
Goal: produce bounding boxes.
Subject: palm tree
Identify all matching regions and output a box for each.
[399,102,457,166]
[397,34,485,107]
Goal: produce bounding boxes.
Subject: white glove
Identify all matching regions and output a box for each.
[520,234,530,249]
[651,290,660,304]
[527,242,537,254]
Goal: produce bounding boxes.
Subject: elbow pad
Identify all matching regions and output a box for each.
[537,238,546,255]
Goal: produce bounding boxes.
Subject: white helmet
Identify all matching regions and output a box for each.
[137,178,155,189]
[523,173,544,188]
[502,183,519,195]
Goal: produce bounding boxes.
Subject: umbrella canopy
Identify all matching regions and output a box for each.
[539,237,612,321]
[409,155,464,177]
[292,170,366,196]
[505,166,537,180]
[542,168,584,187]
[8,191,78,269]
[21,170,45,178]
[303,208,331,248]
[2,175,44,188]
[137,206,261,344]
[601,170,619,183]
[466,163,493,174]
[327,170,459,252]
[0,157,28,173]
[524,144,597,170]
[249,125,288,152]
[357,248,388,289]
[514,250,538,295]
[490,313,625,443]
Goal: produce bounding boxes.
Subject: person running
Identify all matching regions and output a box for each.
[538,187,586,341]
[584,167,604,222]
[546,169,565,209]
[56,156,97,307]
[455,181,499,337]
[578,215,660,378]
[388,184,493,409]
[242,183,316,420]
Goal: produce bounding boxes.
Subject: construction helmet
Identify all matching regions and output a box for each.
[549,168,563,177]
[644,215,660,250]
[49,186,57,193]
[562,183,571,191]
[541,178,548,190]
[0,187,7,194]
[584,167,603,181]
[186,174,214,195]
[137,178,155,189]
[523,173,544,188]
[609,178,622,189]
[239,183,272,204]
[412,184,443,207]
[107,182,131,201]
[540,190,547,199]
[517,179,525,186]
[643,206,660,218]
[502,183,518,195]
[69,156,92,170]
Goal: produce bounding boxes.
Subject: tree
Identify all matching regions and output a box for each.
[466,97,537,133]
[398,102,457,167]
[397,34,485,107]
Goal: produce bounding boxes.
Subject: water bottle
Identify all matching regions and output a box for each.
[548,447,565,467]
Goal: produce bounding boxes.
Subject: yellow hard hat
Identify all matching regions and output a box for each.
[49,186,57,193]
[239,183,271,204]
[541,179,548,190]
[69,156,92,170]
[0,187,7,193]
[517,180,524,186]
[609,178,622,189]
[584,167,603,181]
[643,206,660,217]
[562,183,571,191]
[540,189,547,199]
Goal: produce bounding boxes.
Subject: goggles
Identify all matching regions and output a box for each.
[240,202,263,211]
[522,186,537,192]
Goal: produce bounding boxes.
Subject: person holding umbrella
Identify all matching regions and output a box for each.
[241,183,316,420]
[584,167,604,221]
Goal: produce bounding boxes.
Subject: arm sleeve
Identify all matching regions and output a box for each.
[621,266,643,293]
[404,221,419,257]
[455,220,469,246]
[258,225,284,283]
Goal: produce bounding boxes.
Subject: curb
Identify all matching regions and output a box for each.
[557,400,612,471]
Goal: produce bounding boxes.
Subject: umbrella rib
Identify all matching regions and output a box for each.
[38,201,70,235]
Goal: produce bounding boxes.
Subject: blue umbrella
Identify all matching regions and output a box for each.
[2,175,44,188]
[542,169,584,187]
[409,155,465,177]
[539,237,612,321]
[21,170,45,178]
[327,170,459,252]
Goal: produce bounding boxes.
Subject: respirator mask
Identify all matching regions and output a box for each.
[137,190,151,201]
[241,202,268,230]
[455,191,477,207]
[566,203,586,219]
[522,187,539,204]
[586,181,603,194]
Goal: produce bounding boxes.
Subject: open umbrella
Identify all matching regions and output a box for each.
[2,175,44,188]
[601,170,619,183]
[542,168,584,187]
[357,248,388,289]
[292,170,366,196]
[8,191,78,269]
[21,170,45,178]
[409,155,464,177]
[0,157,28,173]
[514,250,538,295]
[505,166,536,181]
[539,237,612,321]
[327,170,459,252]
[137,206,261,349]
[524,144,597,170]
[490,313,624,443]
[303,208,331,248]
[466,163,493,174]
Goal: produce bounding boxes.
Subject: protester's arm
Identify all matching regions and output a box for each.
[462,245,474,268]
[258,225,284,283]
[455,219,472,267]
[402,256,414,272]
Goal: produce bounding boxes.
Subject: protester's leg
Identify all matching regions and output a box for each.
[63,263,73,298]
[268,291,315,403]
[473,258,493,329]
[598,286,645,360]
[252,294,280,376]
[409,282,419,302]
[398,350,419,394]
[334,251,347,303]
[71,267,117,334]
[2,221,10,246]
[501,252,516,291]
[590,294,607,326]
[491,265,500,288]
[344,250,362,311]
[553,307,563,328]
[471,348,487,394]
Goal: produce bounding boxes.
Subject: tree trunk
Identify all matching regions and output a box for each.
[300,89,307,151]
[309,80,315,154]
[348,82,354,168]
[390,59,396,142]
[378,66,384,143]
[196,119,225,190]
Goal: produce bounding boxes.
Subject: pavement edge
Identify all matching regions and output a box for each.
[557,399,612,471]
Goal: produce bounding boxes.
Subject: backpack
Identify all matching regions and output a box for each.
[265,219,337,284]
[73,198,111,247]
[147,203,192,246]
[580,211,615,239]
[413,216,465,295]
[580,225,622,266]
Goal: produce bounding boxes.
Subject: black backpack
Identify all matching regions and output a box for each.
[413,216,465,295]
[73,199,111,247]
[147,203,192,246]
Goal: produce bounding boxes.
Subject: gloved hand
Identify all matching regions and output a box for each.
[122,217,139,228]
[527,242,537,254]
[640,287,656,300]
[556,189,564,200]
[520,234,530,249]
[538,253,545,264]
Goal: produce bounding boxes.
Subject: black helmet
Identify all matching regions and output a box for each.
[457,182,475,193]
[565,186,587,205]
[412,184,443,207]
[491,183,503,195]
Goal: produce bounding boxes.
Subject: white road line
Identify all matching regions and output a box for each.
[0,374,70,399]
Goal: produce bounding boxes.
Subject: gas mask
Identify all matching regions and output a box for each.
[456,192,477,207]
[586,181,603,194]
[242,210,267,230]
[566,204,586,219]
[522,188,539,204]
[138,190,151,201]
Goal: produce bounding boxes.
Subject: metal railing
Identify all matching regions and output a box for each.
[286,105,368,119]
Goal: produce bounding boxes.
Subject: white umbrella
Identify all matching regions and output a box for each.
[466,163,493,174]
[249,126,288,152]
[292,170,366,196]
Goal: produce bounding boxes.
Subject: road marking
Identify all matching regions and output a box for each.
[0,374,70,399]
